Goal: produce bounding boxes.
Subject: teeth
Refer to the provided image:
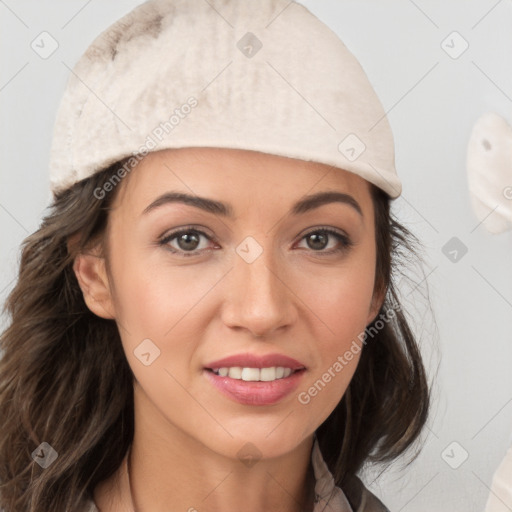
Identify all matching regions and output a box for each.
[212,366,297,382]
[228,367,242,379]
[260,367,276,381]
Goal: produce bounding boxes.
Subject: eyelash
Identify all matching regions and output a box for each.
[158,225,354,258]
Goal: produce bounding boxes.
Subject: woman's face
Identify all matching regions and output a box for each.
[89,147,382,459]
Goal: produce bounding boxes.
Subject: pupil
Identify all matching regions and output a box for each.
[179,232,199,250]
[308,232,327,250]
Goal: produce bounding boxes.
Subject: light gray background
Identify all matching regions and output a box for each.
[1,1,512,510]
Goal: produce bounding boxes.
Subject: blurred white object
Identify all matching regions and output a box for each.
[466,112,512,234]
[484,440,512,512]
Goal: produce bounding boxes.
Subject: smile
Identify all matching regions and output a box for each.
[209,366,296,381]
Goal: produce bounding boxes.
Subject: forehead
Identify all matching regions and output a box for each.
[113,147,373,211]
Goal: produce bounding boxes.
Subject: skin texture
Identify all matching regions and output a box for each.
[73,147,383,512]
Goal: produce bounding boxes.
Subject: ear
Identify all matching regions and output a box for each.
[366,283,386,326]
[70,237,116,320]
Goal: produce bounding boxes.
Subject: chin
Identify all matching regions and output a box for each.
[202,429,312,463]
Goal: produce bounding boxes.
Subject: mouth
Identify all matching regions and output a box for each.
[203,352,307,405]
[206,366,305,382]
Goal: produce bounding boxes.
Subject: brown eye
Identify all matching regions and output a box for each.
[298,228,353,254]
[306,232,329,250]
[159,228,215,257]
[175,232,201,251]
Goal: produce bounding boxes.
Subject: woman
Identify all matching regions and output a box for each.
[0,1,430,511]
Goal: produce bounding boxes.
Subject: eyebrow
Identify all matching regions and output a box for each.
[142,190,363,218]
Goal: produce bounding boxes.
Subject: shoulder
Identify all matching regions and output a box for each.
[342,475,391,512]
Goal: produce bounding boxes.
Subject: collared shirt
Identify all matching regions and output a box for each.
[83,436,390,512]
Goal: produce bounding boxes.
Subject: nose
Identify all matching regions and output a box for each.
[220,244,296,338]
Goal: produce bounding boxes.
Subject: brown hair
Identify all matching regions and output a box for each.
[0,160,430,511]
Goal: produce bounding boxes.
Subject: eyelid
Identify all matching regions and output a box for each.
[299,225,351,241]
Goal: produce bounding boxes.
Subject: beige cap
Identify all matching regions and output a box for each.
[49,0,401,198]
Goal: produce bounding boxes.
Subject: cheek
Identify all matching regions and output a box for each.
[294,247,376,415]
[107,249,219,420]
[106,241,233,389]
[108,240,214,336]
[305,247,377,341]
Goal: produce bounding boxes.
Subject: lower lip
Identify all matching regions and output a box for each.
[203,369,305,406]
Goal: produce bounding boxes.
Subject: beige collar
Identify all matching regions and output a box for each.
[311,436,354,512]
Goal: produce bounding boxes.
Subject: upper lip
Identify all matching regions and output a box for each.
[205,353,306,371]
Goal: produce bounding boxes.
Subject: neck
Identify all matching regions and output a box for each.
[94,386,318,512]
[125,433,316,512]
